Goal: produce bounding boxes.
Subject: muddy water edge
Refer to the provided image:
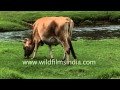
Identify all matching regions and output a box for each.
[0,25,120,42]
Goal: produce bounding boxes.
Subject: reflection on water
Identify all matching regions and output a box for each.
[74,25,120,31]
[73,25,120,40]
[0,30,32,42]
[0,25,120,42]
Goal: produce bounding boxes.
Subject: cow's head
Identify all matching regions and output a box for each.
[22,38,35,59]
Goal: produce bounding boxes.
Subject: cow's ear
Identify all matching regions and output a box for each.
[19,40,26,43]
[23,40,27,43]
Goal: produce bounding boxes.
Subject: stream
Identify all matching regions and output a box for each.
[0,25,120,42]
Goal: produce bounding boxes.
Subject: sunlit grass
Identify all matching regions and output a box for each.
[0,39,120,79]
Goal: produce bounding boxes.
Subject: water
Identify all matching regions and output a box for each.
[0,30,32,42]
[72,25,120,40]
[74,25,120,31]
[0,25,120,42]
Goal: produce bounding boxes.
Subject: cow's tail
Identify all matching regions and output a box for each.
[65,21,77,60]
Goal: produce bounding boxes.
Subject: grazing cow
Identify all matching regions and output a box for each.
[22,17,77,64]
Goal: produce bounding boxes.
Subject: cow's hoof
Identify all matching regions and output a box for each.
[66,62,70,65]
[31,58,34,60]
[61,61,66,65]
[62,59,65,61]
[50,58,54,61]
[24,56,29,59]
[74,59,77,61]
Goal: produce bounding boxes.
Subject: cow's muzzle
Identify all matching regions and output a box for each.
[24,55,29,59]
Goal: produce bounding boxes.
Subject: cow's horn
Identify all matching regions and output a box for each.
[19,40,25,42]
[24,38,29,40]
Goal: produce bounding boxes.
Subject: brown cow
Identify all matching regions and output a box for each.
[22,16,77,64]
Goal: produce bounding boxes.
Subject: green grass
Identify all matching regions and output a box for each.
[0,39,120,79]
[1,11,120,31]
[0,21,27,31]
[0,67,25,79]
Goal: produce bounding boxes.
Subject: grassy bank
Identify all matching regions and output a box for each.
[0,39,120,79]
[1,11,120,31]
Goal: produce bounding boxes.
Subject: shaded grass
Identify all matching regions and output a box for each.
[0,21,27,31]
[0,39,120,79]
[1,11,120,31]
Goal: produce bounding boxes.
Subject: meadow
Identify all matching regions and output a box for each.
[1,11,120,79]
[1,11,120,31]
[0,39,120,79]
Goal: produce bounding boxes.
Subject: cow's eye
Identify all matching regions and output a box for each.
[29,42,32,45]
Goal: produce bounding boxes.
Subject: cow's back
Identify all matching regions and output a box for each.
[32,17,74,45]
[33,16,73,31]
[33,17,70,35]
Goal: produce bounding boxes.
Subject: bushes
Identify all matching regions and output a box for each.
[82,20,93,25]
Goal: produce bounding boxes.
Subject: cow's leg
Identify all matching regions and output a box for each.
[48,45,54,60]
[31,41,39,59]
[63,42,70,65]
[59,39,70,65]
[60,42,66,61]
[62,49,66,61]
[68,39,77,61]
